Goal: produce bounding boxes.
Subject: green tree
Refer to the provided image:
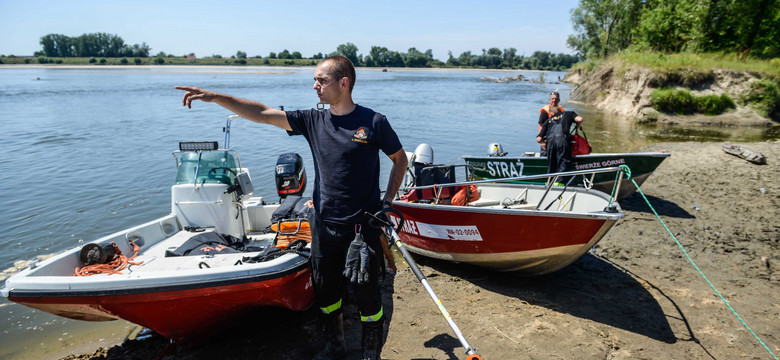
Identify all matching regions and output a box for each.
[330,43,359,65]
[236,50,247,59]
[567,0,643,58]
[502,48,517,67]
[446,50,460,66]
[699,0,780,57]
[634,0,707,52]
[404,47,430,67]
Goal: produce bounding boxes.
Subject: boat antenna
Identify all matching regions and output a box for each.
[224,114,241,149]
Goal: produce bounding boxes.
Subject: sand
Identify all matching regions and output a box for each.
[60,141,779,360]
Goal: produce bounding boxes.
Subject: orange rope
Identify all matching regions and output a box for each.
[74,241,143,276]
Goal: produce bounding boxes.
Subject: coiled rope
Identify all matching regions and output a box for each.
[615,164,777,360]
[74,241,143,276]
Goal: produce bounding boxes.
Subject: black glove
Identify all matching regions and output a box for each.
[343,232,375,284]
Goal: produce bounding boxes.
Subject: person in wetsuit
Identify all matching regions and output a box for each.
[536,107,583,174]
[175,56,407,360]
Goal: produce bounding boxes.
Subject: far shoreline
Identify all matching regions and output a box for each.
[0,63,552,73]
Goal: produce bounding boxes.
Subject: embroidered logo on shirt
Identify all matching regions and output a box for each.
[352,127,369,143]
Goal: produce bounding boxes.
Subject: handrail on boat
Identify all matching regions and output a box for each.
[402,166,625,190]
[400,166,627,210]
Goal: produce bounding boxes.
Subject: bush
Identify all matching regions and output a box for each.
[742,80,780,119]
[651,88,696,114]
[651,88,735,115]
[89,57,96,64]
[154,57,165,65]
[263,58,270,65]
[134,57,142,65]
[120,58,129,65]
[37,56,48,64]
[234,58,247,65]
[695,94,735,115]
[99,58,107,64]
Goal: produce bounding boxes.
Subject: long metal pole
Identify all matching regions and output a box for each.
[380,220,482,359]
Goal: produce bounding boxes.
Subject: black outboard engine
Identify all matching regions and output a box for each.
[275,153,307,199]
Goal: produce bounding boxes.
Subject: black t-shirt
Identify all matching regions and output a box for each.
[538,110,578,140]
[286,105,403,224]
[538,109,550,126]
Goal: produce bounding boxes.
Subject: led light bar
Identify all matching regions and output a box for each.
[179,141,219,151]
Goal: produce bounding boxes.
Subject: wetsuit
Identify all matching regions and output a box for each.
[286,105,402,322]
[538,111,578,174]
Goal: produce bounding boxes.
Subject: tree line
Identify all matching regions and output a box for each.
[327,43,579,70]
[38,33,151,58]
[567,0,780,59]
[35,33,579,70]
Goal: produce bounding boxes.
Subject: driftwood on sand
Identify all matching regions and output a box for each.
[722,142,767,164]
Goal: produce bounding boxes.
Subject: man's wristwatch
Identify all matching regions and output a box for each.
[381,199,392,208]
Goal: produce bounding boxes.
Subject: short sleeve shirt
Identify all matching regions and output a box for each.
[286,105,403,224]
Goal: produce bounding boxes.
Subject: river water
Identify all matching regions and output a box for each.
[0,65,777,359]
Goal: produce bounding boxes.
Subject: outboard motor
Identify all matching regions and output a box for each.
[412,143,434,164]
[275,153,307,199]
[487,143,507,157]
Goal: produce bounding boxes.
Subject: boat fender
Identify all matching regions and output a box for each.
[79,243,118,266]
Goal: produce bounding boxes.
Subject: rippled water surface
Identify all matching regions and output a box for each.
[0,66,776,359]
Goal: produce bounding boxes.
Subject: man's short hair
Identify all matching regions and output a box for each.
[323,56,356,92]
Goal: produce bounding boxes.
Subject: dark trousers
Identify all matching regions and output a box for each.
[310,215,383,318]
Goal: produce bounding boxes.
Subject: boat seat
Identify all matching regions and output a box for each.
[401,164,459,203]
[467,198,500,207]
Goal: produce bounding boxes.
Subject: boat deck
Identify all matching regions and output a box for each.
[126,230,281,274]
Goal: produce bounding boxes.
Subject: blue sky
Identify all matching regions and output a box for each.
[0,0,581,60]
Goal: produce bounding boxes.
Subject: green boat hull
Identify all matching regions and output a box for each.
[463,152,671,199]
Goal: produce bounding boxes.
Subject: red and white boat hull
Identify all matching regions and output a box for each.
[8,265,313,341]
[392,183,624,275]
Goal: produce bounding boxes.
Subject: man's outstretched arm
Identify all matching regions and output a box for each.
[175,86,292,131]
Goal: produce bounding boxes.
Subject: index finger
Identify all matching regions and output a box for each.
[174,85,199,92]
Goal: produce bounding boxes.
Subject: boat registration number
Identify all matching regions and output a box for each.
[391,217,483,241]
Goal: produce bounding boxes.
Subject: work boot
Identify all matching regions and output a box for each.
[360,319,385,360]
[313,312,346,360]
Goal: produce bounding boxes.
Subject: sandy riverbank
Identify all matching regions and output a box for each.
[61,141,779,359]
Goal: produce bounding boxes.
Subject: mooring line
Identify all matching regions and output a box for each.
[617,164,777,360]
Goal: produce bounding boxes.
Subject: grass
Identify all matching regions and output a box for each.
[650,88,736,115]
[577,50,780,80]
[741,79,780,118]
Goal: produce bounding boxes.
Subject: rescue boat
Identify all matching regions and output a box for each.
[391,145,625,275]
[0,116,314,342]
[464,146,670,200]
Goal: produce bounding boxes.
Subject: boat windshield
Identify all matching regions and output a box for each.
[175,151,239,185]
